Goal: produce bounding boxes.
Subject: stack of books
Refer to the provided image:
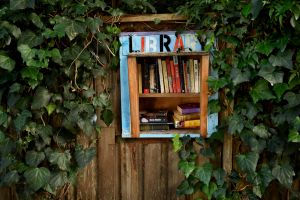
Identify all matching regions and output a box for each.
[173,103,200,129]
[139,110,171,131]
[138,56,201,94]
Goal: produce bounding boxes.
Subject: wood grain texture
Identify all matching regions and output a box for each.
[120,142,143,200]
[144,143,168,200]
[200,55,209,138]
[128,57,140,137]
[97,128,116,200]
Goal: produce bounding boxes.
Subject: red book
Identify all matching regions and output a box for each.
[170,60,177,93]
[173,56,181,93]
[166,57,173,93]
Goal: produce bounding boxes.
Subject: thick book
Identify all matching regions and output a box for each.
[138,63,142,94]
[177,103,200,114]
[162,60,169,93]
[173,110,200,121]
[173,116,200,129]
[173,56,181,93]
[140,124,170,131]
[189,58,194,93]
[157,58,165,93]
[194,59,199,93]
[140,116,168,123]
[166,57,173,93]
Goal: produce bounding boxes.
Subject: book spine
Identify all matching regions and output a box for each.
[173,110,200,121]
[173,56,181,93]
[157,58,165,93]
[170,60,177,93]
[143,62,150,93]
[155,60,160,93]
[166,57,173,93]
[189,58,194,93]
[138,63,142,94]
[194,59,199,93]
[182,119,200,128]
[162,60,169,93]
[149,64,155,93]
[198,59,201,93]
[183,60,189,93]
[178,58,185,93]
[140,124,169,131]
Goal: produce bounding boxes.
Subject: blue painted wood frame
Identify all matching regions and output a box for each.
[119,31,218,138]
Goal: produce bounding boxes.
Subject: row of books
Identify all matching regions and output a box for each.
[139,103,200,131]
[138,56,201,94]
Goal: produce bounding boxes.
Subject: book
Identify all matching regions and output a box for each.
[194,59,199,93]
[173,116,200,129]
[178,58,185,93]
[183,60,189,93]
[189,58,194,93]
[140,110,168,117]
[140,116,168,123]
[170,60,177,93]
[143,61,150,93]
[154,60,161,93]
[138,63,142,94]
[149,63,155,93]
[166,57,173,93]
[162,60,169,93]
[198,59,201,93]
[140,124,170,131]
[173,110,200,121]
[157,58,165,93]
[177,103,200,114]
[173,56,181,93]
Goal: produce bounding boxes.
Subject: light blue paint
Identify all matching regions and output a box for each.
[120,31,217,138]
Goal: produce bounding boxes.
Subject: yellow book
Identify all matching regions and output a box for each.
[173,110,200,121]
[173,115,200,128]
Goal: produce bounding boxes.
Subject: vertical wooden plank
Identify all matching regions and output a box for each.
[120,142,143,200]
[97,127,116,200]
[200,55,209,138]
[76,134,97,200]
[144,143,168,200]
[167,143,186,200]
[0,188,14,200]
[128,56,140,137]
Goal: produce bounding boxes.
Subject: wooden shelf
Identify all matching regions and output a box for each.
[140,129,200,134]
[139,93,200,98]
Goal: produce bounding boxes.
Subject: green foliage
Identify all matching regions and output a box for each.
[0,0,119,198]
[175,0,300,199]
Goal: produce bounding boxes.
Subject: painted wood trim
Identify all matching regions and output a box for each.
[128,52,209,57]
[200,55,209,138]
[128,57,140,137]
[102,13,187,23]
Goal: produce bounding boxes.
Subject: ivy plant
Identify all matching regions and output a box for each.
[175,0,300,199]
[0,0,120,199]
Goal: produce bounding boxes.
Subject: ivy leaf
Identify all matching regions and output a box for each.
[194,163,213,185]
[207,77,228,92]
[258,65,283,86]
[228,113,244,134]
[178,160,195,178]
[258,164,274,191]
[24,167,50,191]
[253,124,270,138]
[172,134,182,152]
[101,109,114,126]
[176,180,194,195]
[86,17,103,33]
[17,44,35,62]
[202,182,218,200]
[273,83,288,99]
[288,129,300,143]
[208,99,221,114]
[31,87,52,110]
[0,170,19,186]
[250,79,275,103]
[256,40,275,56]
[284,92,300,108]
[48,150,71,170]
[10,0,27,10]
[268,135,284,154]
[269,50,294,69]
[46,172,67,194]
[230,68,250,86]
[25,151,45,167]
[0,109,8,126]
[14,109,32,132]
[242,3,252,17]
[46,103,56,116]
[0,54,15,71]
[213,168,226,186]
[272,163,295,188]
[17,30,43,47]
[75,146,96,168]
[65,20,85,41]
[30,13,44,28]
[236,152,259,172]
[92,93,111,108]
[251,0,263,19]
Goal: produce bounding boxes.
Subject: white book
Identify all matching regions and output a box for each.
[157,58,165,93]
[194,59,199,93]
[162,60,169,93]
[149,64,155,93]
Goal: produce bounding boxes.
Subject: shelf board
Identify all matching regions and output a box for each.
[128,51,209,57]
[139,93,200,98]
[140,129,200,134]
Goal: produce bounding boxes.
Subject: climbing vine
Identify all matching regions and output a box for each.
[0,0,120,199]
[174,0,300,199]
